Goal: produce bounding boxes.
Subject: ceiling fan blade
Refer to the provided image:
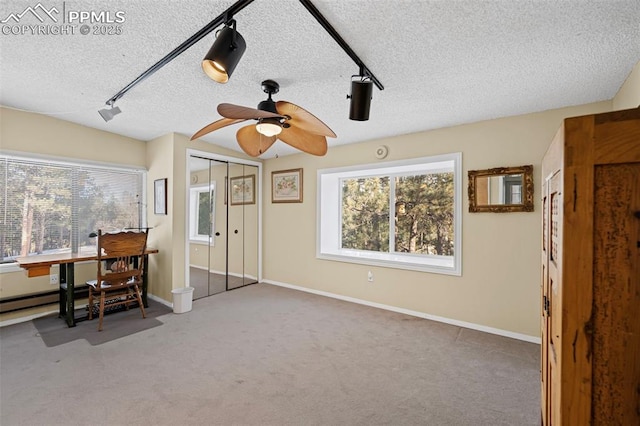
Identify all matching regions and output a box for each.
[236,124,277,157]
[277,125,328,156]
[218,103,283,120]
[191,118,246,140]
[276,101,336,138]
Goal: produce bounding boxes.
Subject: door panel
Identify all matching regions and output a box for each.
[542,171,562,426]
[207,160,229,296]
[592,163,640,424]
[227,162,258,290]
[243,164,259,286]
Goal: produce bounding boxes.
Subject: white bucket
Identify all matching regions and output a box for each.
[171,287,195,314]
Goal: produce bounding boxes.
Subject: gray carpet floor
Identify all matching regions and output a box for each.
[0,283,539,425]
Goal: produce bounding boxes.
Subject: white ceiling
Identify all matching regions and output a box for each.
[1,0,639,158]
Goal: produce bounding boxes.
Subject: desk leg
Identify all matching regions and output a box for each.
[59,265,66,318]
[142,254,149,308]
[65,263,75,328]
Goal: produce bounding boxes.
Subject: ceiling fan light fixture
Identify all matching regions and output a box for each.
[348,76,373,121]
[256,118,282,137]
[202,21,246,84]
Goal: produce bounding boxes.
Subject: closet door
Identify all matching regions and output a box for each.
[206,159,229,296]
[188,156,228,299]
[227,162,259,290]
[242,164,259,286]
[188,154,260,297]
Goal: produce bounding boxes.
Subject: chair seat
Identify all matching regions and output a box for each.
[86,280,111,289]
[87,277,136,289]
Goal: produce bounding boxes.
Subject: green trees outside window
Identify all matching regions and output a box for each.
[341,172,454,256]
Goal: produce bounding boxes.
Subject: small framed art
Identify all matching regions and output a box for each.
[154,178,167,215]
[272,168,303,203]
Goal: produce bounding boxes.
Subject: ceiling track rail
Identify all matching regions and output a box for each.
[298,0,384,91]
[104,0,255,106]
[103,0,383,107]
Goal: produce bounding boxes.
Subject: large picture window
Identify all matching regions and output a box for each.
[0,154,145,265]
[318,153,462,275]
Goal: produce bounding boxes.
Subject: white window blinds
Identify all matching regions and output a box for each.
[0,155,145,263]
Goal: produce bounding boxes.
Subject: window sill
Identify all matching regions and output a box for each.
[0,263,22,274]
[316,252,461,276]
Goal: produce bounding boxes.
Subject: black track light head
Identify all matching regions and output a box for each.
[202,20,246,84]
[98,104,122,122]
[348,76,373,121]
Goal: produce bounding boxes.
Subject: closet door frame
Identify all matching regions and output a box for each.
[185,149,262,290]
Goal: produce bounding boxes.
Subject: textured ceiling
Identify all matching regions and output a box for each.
[1,0,639,158]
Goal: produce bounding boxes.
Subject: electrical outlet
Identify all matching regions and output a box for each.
[367,271,374,282]
[50,274,59,285]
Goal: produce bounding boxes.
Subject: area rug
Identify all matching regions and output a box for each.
[33,300,172,347]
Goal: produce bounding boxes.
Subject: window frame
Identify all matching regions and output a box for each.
[0,151,146,273]
[317,152,462,276]
[189,182,215,245]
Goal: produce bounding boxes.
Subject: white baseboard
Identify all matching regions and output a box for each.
[189,264,208,271]
[0,309,59,328]
[148,293,173,308]
[263,279,541,345]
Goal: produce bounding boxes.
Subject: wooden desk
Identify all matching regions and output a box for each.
[16,247,158,327]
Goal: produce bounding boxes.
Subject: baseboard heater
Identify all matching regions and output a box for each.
[0,286,89,314]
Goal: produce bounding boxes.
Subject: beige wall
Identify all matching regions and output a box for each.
[262,101,612,338]
[0,107,147,303]
[145,133,175,302]
[613,60,640,110]
[0,107,145,165]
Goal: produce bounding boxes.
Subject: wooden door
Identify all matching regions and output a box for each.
[541,125,565,426]
[541,178,549,425]
[592,162,640,424]
[544,172,563,426]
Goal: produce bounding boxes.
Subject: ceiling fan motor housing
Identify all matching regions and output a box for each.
[261,79,280,95]
[258,99,278,114]
[258,80,280,114]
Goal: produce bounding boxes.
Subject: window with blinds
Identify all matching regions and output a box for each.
[0,155,145,264]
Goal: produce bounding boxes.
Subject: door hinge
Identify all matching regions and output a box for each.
[543,295,550,316]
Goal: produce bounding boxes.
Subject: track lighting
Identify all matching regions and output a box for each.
[256,118,282,137]
[98,103,122,122]
[348,76,373,121]
[202,20,246,83]
[103,0,385,128]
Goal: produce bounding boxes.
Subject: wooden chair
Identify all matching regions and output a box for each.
[87,230,147,331]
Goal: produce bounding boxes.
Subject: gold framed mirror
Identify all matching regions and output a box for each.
[468,165,534,212]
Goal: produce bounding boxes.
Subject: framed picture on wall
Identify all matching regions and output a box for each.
[154,178,167,215]
[272,168,303,203]
[230,175,255,205]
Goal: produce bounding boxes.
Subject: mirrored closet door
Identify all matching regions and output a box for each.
[188,154,260,299]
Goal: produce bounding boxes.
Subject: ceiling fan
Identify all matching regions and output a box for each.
[191,80,336,157]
